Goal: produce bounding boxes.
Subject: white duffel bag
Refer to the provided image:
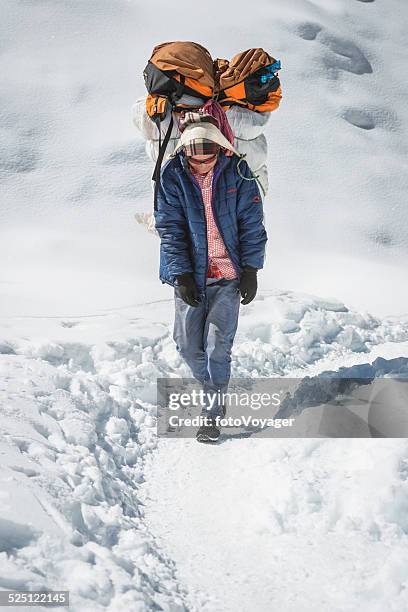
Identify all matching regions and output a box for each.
[226,105,270,139]
[131,98,270,233]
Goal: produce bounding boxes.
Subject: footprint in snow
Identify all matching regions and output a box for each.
[343,108,375,130]
[296,24,372,76]
[0,518,38,553]
[296,22,322,41]
[342,107,399,131]
[320,33,373,75]
[10,465,40,478]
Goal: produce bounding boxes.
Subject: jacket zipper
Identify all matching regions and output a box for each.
[188,170,209,292]
[210,172,240,280]
[183,155,239,289]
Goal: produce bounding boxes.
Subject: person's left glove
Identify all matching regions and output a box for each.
[239,266,258,305]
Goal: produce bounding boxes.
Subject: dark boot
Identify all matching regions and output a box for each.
[196,417,221,443]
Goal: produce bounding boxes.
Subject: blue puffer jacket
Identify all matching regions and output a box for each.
[154,149,268,291]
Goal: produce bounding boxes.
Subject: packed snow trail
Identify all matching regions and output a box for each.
[142,436,408,612]
[1,292,408,610]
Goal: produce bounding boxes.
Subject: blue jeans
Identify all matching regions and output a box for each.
[173,278,241,418]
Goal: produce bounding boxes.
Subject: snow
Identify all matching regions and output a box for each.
[0,335,188,611]
[1,0,408,609]
[142,436,408,612]
[1,299,408,609]
[1,0,408,317]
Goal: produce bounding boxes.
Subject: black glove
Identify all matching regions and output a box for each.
[239,266,257,305]
[176,272,200,307]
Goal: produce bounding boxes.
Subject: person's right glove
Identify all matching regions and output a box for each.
[176,272,200,307]
[239,266,258,305]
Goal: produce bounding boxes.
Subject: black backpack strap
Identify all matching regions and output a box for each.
[151,76,185,213]
[152,112,174,212]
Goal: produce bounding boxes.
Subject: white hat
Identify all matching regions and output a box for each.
[171,121,241,158]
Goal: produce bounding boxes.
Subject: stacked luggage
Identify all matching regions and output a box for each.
[132,41,282,233]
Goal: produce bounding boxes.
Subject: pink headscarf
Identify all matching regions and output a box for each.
[200,100,235,157]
